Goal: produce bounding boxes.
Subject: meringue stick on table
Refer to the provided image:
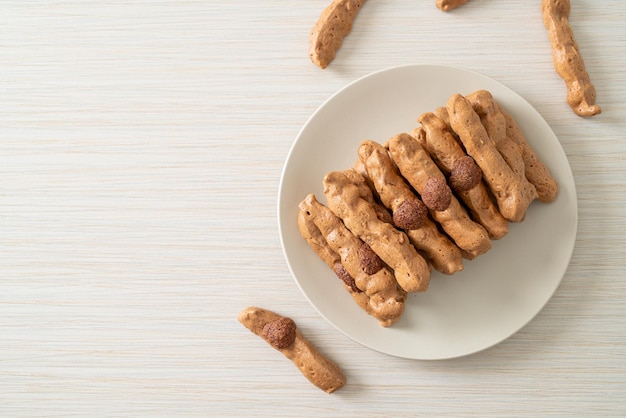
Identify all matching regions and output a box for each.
[436,0,469,12]
[541,0,601,117]
[309,0,366,69]
[239,307,346,394]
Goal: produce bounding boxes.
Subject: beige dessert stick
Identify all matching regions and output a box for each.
[466,90,540,212]
[466,90,528,181]
[357,140,463,274]
[386,134,492,258]
[309,0,366,69]
[446,94,537,222]
[323,170,431,293]
[239,307,346,394]
[498,105,558,203]
[298,194,406,326]
[466,90,557,203]
[541,0,601,117]
[436,0,469,12]
[413,117,509,240]
[415,118,509,240]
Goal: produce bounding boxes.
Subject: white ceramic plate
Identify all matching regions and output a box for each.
[278,64,577,360]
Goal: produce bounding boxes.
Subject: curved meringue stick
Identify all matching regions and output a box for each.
[309,0,366,69]
[541,0,601,117]
[239,307,346,394]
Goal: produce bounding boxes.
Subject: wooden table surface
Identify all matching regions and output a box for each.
[1,1,625,416]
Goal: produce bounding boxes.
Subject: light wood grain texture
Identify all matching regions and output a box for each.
[1,1,625,416]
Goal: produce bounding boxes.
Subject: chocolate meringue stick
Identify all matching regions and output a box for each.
[357,140,464,274]
[239,307,346,394]
[386,133,492,258]
[542,0,601,117]
[298,194,406,327]
[324,170,431,293]
[415,116,509,240]
[436,0,469,12]
[309,0,366,69]
[446,94,537,222]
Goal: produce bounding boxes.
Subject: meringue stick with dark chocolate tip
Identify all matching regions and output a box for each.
[298,194,406,327]
[465,90,538,207]
[414,119,508,240]
[446,94,536,223]
[239,307,346,394]
[387,133,492,258]
[357,140,463,275]
[323,170,431,293]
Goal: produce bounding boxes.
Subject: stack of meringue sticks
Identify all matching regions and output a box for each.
[297,90,558,327]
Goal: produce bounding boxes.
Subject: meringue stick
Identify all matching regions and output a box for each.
[324,170,431,293]
[465,90,540,216]
[436,0,469,12]
[466,90,528,181]
[309,0,367,69]
[446,94,536,222]
[415,117,509,240]
[297,201,372,314]
[239,307,346,394]
[357,140,463,275]
[498,105,558,203]
[297,204,342,272]
[298,195,406,326]
[387,133,492,258]
[541,0,601,117]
